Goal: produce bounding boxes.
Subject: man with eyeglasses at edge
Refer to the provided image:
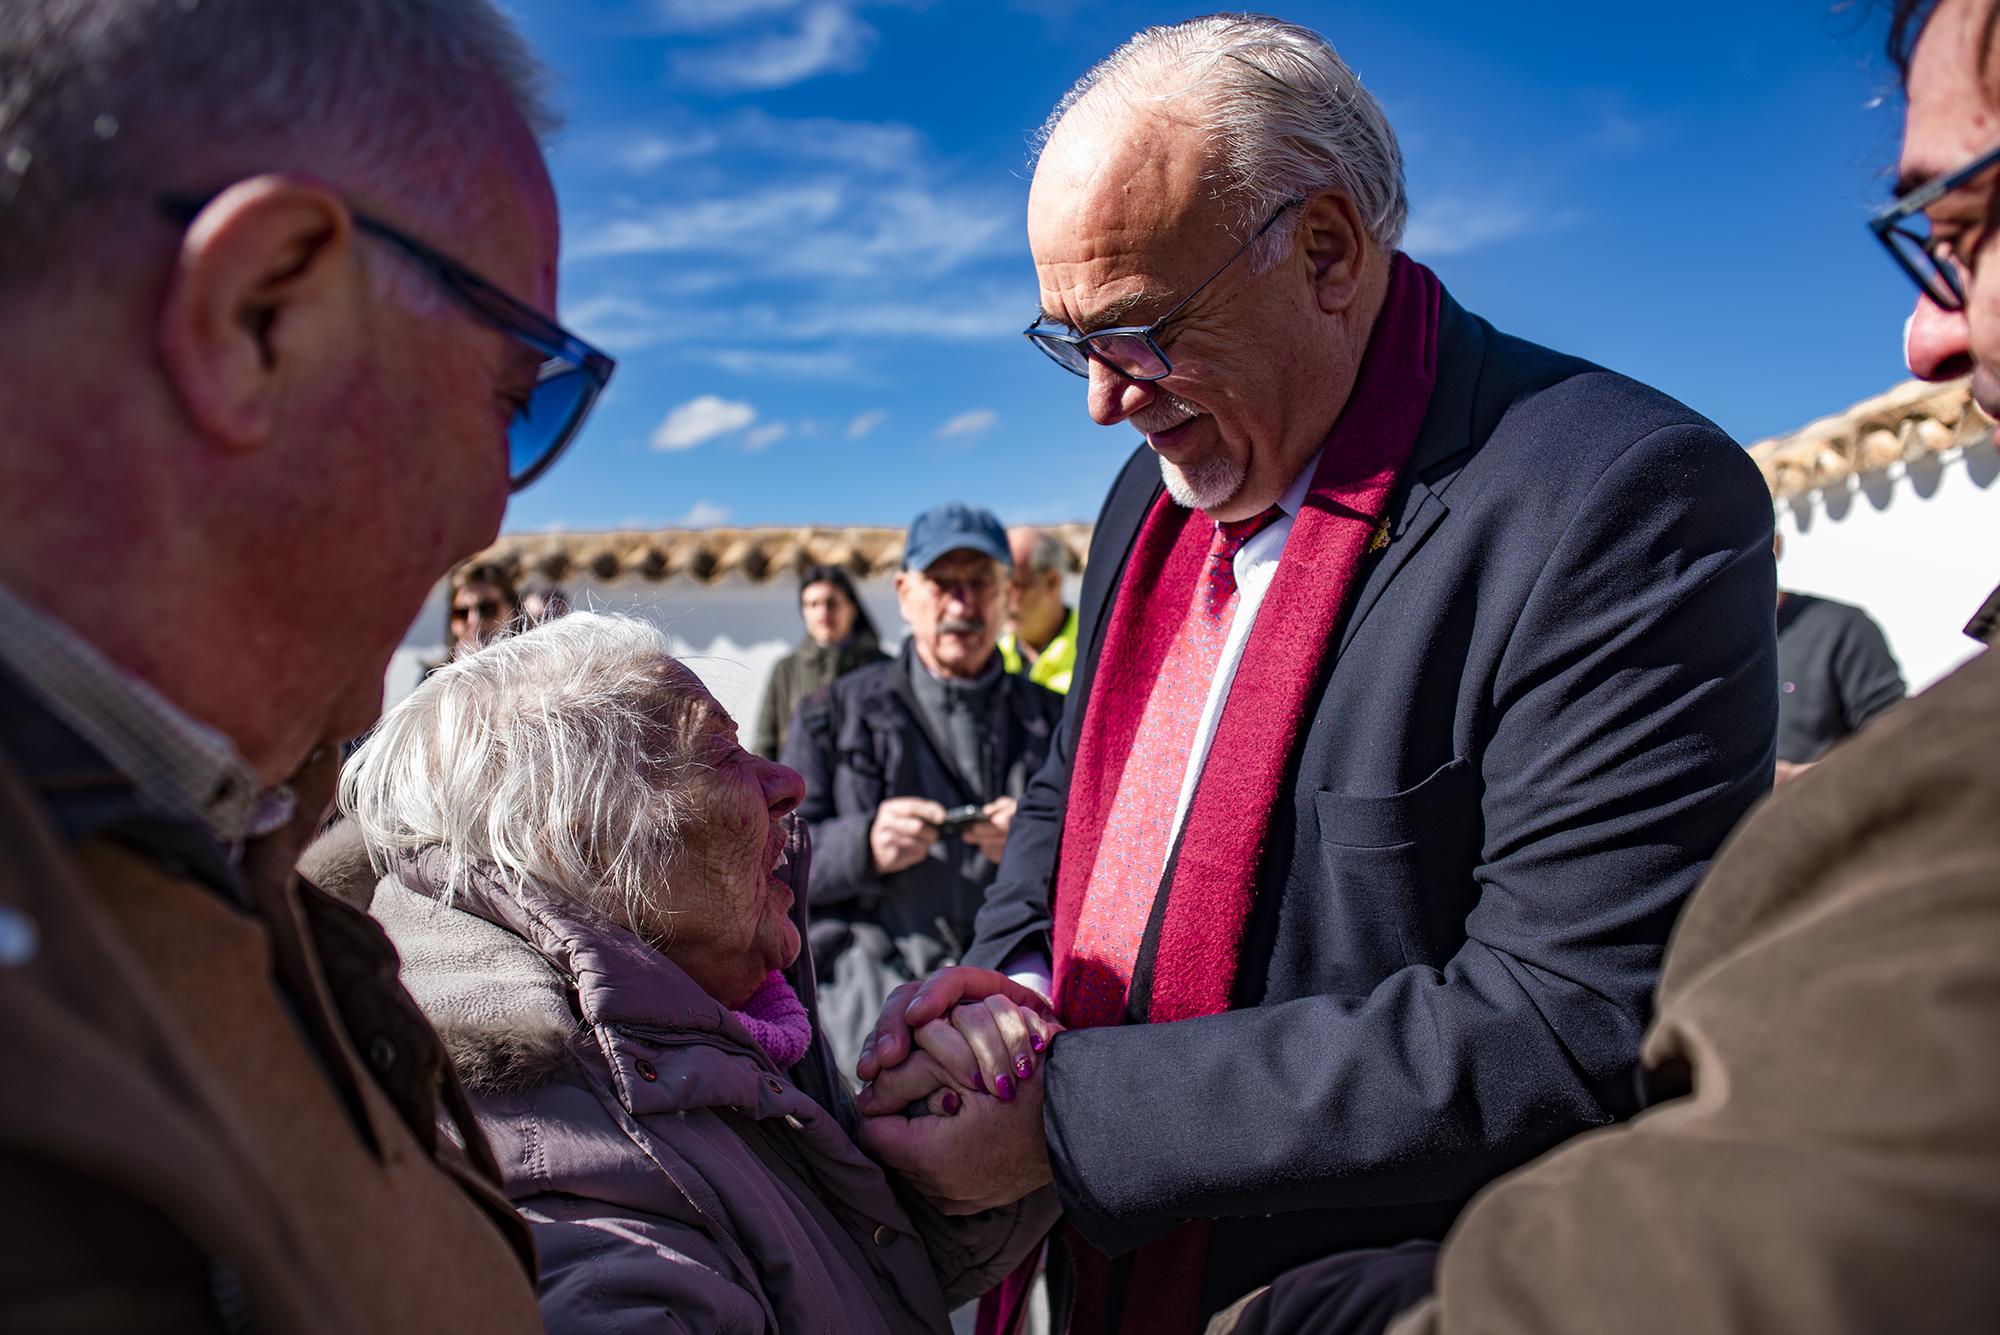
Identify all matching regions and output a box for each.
[0,2,611,1331]
[1195,2,2000,1332]
[852,14,1777,1335]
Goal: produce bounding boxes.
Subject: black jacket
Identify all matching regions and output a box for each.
[965,288,1778,1319]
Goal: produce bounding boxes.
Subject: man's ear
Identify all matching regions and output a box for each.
[1298,189,1371,316]
[156,176,358,454]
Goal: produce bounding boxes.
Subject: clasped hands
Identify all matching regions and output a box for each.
[854,966,1062,1215]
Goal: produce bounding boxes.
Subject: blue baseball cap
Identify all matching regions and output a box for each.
[903,501,1012,573]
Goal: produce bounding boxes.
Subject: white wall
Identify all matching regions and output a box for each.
[389,572,906,740]
[1776,434,1998,692]
[388,569,1086,743]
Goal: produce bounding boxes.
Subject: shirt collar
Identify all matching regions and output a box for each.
[0,582,286,844]
[1274,447,1322,519]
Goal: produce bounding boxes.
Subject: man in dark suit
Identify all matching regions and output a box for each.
[856,15,1774,1333]
[1207,1,2000,1331]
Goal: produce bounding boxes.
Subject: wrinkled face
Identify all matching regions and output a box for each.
[1027,97,1330,519]
[1901,0,2000,416]
[658,686,806,1009]
[800,579,857,647]
[450,580,518,652]
[897,549,1006,678]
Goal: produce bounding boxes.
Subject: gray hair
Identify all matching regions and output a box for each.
[1038,13,1406,266]
[0,0,557,296]
[1016,529,1068,577]
[341,612,712,939]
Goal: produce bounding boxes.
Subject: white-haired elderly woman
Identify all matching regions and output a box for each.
[330,612,1056,1334]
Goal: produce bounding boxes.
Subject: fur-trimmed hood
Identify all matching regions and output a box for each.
[375,847,780,1099]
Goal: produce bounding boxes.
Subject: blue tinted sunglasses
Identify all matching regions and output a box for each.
[160,192,613,492]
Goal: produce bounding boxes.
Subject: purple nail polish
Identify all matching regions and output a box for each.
[1030,1033,1046,1053]
[941,1090,961,1115]
[1014,1054,1034,1080]
[995,1073,1016,1102]
[971,1072,984,1093]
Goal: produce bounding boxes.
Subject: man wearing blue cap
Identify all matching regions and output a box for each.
[784,503,1066,1082]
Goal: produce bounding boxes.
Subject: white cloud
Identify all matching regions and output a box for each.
[651,395,757,451]
[616,130,720,171]
[670,3,876,93]
[743,422,789,452]
[675,499,734,527]
[846,408,889,439]
[1401,196,1539,257]
[653,0,807,31]
[572,184,846,260]
[570,179,1013,280]
[706,348,857,377]
[563,293,687,352]
[936,408,998,440]
[735,110,922,174]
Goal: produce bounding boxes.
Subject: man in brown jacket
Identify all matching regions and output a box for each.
[1212,1,2000,1331]
[0,1,613,1329]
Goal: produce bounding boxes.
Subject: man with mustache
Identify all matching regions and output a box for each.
[856,14,1776,1333]
[785,502,1065,1084]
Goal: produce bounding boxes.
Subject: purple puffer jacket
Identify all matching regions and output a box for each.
[371,839,1054,1334]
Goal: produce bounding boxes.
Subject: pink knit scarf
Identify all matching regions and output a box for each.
[731,970,812,1071]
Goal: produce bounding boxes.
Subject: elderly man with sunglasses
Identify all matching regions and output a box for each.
[854,15,1777,1335]
[0,2,611,1331]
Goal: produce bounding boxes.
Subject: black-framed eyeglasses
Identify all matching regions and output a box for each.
[159,192,614,492]
[1870,137,2000,313]
[1024,199,1304,382]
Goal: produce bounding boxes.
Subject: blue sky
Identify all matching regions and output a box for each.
[502,1,1921,534]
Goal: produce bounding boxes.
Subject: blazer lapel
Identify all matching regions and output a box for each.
[1335,289,1488,659]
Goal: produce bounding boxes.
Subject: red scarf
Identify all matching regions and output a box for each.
[992,254,1442,1335]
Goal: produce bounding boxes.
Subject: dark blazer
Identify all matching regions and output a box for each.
[965,289,1778,1318]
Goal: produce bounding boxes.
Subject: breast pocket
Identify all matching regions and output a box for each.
[1312,757,1477,971]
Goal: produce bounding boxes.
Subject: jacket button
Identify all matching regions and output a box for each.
[635,1059,658,1082]
[366,1036,396,1073]
[783,1114,805,1130]
[873,1224,895,1246]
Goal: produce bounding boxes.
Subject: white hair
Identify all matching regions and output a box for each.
[341,612,714,938]
[1038,13,1407,267]
[0,0,557,296]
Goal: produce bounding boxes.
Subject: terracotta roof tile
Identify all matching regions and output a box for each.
[1747,376,1988,501]
[471,523,1094,587]
[474,379,1986,586]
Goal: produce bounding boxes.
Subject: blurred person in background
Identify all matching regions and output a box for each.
[519,580,570,625]
[338,612,1057,1333]
[447,560,522,658]
[1773,533,1905,785]
[784,505,1063,1082]
[999,527,1080,694]
[1210,1,2000,1330]
[754,563,888,759]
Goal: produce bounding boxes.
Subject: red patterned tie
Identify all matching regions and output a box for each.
[1062,505,1285,1030]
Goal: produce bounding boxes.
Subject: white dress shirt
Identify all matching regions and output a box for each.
[1005,451,1322,1000]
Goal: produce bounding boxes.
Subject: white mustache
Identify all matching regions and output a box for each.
[938,616,984,634]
